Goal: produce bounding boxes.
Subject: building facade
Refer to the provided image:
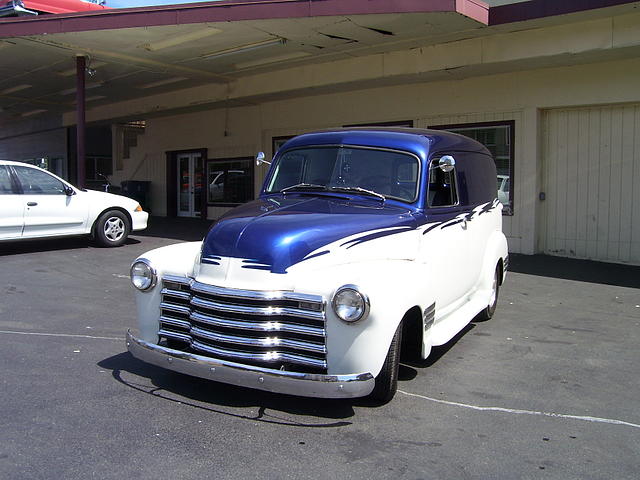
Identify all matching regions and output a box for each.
[1,0,639,264]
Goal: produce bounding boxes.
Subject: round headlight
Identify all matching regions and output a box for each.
[130,259,156,291]
[332,285,370,323]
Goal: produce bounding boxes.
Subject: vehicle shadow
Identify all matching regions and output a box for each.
[0,237,140,256]
[508,253,640,289]
[99,322,478,415]
[98,352,356,426]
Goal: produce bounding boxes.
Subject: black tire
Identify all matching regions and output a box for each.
[369,322,402,404]
[477,264,500,321]
[95,210,130,247]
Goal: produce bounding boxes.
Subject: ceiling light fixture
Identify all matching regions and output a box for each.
[139,77,188,89]
[203,38,286,60]
[70,95,106,104]
[57,61,107,76]
[141,27,223,51]
[21,109,47,117]
[234,51,312,69]
[1,84,32,95]
[58,82,103,96]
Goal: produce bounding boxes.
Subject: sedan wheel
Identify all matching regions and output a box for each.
[95,210,130,247]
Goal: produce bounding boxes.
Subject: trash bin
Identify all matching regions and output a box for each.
[120,180,151,212]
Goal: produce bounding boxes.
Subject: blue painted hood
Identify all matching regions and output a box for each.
[201,196,419,274]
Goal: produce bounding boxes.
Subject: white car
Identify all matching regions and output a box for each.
[0,160,148,247]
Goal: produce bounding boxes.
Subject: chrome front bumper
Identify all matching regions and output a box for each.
[126,330,375,399]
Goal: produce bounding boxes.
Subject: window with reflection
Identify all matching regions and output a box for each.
[206,158,254,205]
[0,166,13,194]
[266,146,419,203]
[13,165,66,195]
[431,121,514,214]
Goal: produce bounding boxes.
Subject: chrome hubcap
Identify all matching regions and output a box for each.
[104,217,125,241]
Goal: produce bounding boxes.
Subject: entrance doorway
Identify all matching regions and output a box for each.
[177,152,203,217]
[166,148,207,219]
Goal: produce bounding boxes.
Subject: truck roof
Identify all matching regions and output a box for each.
[279,128,490,160]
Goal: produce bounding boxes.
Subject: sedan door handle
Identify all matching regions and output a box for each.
[27,202,38,207]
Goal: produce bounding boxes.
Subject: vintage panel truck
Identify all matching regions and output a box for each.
[127,128,508,403]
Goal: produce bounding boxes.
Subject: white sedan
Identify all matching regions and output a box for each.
[0,160,148,247]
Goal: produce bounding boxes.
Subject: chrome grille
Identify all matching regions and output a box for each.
[158,275,327,373]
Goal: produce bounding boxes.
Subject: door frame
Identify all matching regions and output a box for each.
[166,148,207,218]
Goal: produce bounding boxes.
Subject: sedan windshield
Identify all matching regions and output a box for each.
[265,146,419,203]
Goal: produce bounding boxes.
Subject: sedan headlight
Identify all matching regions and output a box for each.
[130,259,156,291]
[332,285,370,323]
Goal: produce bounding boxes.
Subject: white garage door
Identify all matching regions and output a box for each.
[541,104,640,264]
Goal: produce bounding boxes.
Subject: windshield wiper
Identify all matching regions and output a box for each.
[328,186,386,202]
[280,183,328,194]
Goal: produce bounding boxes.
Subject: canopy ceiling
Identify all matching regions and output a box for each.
[0,0,636,126]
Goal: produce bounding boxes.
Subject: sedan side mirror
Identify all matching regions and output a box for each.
[64,185,75,196]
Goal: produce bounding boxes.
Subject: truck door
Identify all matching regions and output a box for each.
[422,154,475,309]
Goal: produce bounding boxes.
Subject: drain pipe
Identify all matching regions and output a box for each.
[76,54,86,188]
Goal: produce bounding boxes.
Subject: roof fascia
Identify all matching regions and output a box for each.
[0,0,488,38]
[490,0,639,25]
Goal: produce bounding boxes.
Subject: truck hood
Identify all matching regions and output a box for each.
[201,196,418,274]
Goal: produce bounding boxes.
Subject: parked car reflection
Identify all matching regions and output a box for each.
[497,174,510,206]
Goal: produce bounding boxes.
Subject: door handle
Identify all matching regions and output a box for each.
[27,202,38,207]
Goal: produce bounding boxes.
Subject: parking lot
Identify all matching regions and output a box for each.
[1,218,639,480]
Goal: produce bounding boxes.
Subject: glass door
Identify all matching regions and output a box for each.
[177,153,203,217]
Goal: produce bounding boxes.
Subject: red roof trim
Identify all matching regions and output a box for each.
[490,0,638,25]
[0,0,489,38]
[24,0,110,14]
[0,0,636,38]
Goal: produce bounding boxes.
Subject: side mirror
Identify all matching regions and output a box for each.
[64,185,75,196]
[438,155,455,173]
[256,151,271,166]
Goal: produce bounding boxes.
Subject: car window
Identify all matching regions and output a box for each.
[0,166,14,194]
[427,157,458,207]
[13,165,66,195]
[267,146,419,202]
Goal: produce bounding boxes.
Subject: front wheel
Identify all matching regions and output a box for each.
[369,322,402,404]
[477,264,500,321]
[95,210,130,247]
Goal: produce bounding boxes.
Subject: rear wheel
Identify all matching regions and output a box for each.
[95,210,130,247]
[369,322,402,404]
[477,264,500,321]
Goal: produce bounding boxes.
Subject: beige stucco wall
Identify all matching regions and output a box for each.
[114,54,640,256]
[68,10,640,128]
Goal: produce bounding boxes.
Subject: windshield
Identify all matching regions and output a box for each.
[265,146,419,202]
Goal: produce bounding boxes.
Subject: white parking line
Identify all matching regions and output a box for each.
[398,390,640,430]
[3,327,637,430]
[0,330,122,341]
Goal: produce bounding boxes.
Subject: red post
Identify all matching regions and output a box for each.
[76,55,86,188]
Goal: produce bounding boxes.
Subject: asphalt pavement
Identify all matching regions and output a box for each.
[1,218,638,479]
